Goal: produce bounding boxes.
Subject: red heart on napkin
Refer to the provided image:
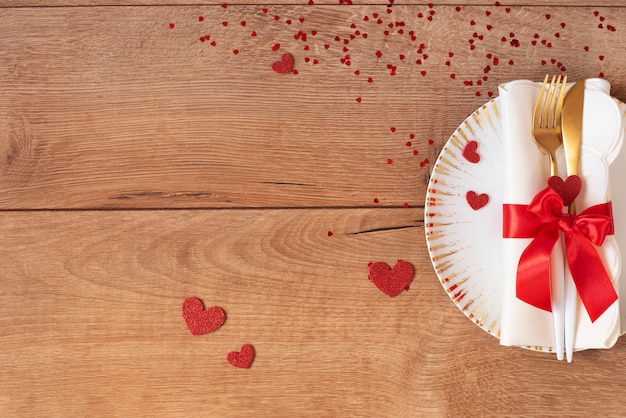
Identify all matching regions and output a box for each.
[272,53,293,74]
[462,140,480,163]
[182,297,225,336]
[466,190,489,210]
[368,260,414,297]
[227,344,255,368]
[547,175,582,207]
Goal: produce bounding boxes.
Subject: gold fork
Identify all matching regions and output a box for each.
[533,74,568,176]
[532,74,568,360]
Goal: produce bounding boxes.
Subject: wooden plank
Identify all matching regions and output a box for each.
[1,208,626,416]
[2,1,625,7]
[1,5,625,209]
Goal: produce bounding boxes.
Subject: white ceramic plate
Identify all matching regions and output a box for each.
[424,97,626,350]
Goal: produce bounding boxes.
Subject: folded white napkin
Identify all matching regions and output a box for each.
[499,79,622,350]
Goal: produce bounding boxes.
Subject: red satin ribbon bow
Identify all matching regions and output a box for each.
[503,186,617,323]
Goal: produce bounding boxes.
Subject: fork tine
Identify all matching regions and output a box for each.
[534,74,550,130]
[555,75,568,127]
[544,75,558,128]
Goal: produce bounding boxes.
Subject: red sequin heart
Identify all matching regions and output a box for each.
[462,140,480,163]
[547,175,582,207]
[368,260,414,297]
[182,297,225,336]
[272,53,293,74]
[227,344,255,368]
[466,191,489,210]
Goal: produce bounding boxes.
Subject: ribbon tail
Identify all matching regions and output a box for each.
[516,224,560,312]
[565,231,618,323]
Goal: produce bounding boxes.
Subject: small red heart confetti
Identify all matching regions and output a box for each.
[547,175,582,207]
[169,23,175,29]
[272,53,293,74]
[227,344,255,369]
[368,260,415,297]
[182,297,225,336]
[466,191,489,210]
[462,140,480,163]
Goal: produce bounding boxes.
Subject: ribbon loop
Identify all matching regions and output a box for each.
[503,186,617,323]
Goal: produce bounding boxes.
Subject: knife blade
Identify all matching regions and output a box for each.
[561,79,585,363]
[562,80,585,181]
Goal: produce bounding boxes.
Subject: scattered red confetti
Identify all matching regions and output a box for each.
[374,198,380,203]
[227,344,255,369]
[403,202,410,208]
[272,53,294,74]
[233,49,239,55]
[182,297,225,336]
[368,260,414,297]
[387,158,393,164]
[272,43,281,51]
[169,23,175,29]
[466,191,489,210]
[221,2,227,8]
[327,230,334,236]
[390,127,396,132]
[428,139,434,145]
[462,140,480,163]
[241,21,246,26]
[356,97,362,103]
[198,16,204,22]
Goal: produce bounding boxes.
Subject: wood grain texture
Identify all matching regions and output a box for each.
[2,1,626,416]
[1,1,624,6]
[2,209,626,417]
[1,5,625,208]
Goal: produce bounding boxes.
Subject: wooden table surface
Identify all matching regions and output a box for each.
[2,1,626,416]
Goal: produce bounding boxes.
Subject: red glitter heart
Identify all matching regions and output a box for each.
[182,297,225,336]
[272,53,293,74]
[462,140,480,163]
[547,175,582,207]
[466,191,489,210]
[227,344,255,368]
[368,260,414,297]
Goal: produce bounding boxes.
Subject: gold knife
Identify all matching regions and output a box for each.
[562,80,585,208]
[561,79,585,362]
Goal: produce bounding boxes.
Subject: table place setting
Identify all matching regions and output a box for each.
[425,75,626,362]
